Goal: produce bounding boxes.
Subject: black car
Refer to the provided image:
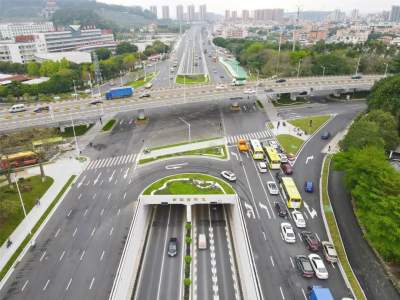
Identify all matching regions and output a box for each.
[274,202,288,218]
[33,105,50,113]
[275,78,286,83]
[295,255,314,278]
[275,172,284,184]
[301,231,320,251]
[321,132,331,140]
[220,75,225,78]
[89,99,103,105]
[351,74,362,79]
[168,238,178,257]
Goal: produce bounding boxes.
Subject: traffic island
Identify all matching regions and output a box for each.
[176,74,209,85]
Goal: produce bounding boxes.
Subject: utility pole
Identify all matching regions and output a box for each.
[297,59,302,78]
[292,6,300,52]
[321,65,326,77]
[276,28,282,76]
[355,56,361,75]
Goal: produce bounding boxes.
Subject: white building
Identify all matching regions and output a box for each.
[35,51,92,64]
[0,22,54,40]
[213,24,248,38]
[0,36,46,63]
[334,28,370,44]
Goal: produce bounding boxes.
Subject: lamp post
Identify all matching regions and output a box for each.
[70,116,80,157]
[276,28,282,76]
[321,65,326,77]
[72,80,78,101]
[179,117,191,142]
[13,173,31,235]
[355,56,361,76]
[384,63,389,77]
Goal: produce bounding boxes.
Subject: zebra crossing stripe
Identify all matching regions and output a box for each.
[122,155,129,164]
[86,161,95,170]
[98,158,108,169]
[92,159,102,169]
[116,156,124,165]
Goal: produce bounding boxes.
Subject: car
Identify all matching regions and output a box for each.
[351,74,362,79]
[168,237,178,257]
[321,132,331,140]
[264,88,274,93]
[274,202,288,218]
[308,254,329,279]
[257,161,268,173]
[267,181,279,195]
[304,181,314,193]
[220,75,225,78]
[213,69,218,73]
[275,78,286,83]
[33,105,50,113]
[221,170,236,182]
[292,210,306,228]
[139,93,151,98]
[147,64,153,67]
[301,231,320,251]
[229,96,243,101]
[281,222,296,243]
[84,89,92,94]
[299,91,307,96]
[281,163,293,175]
[89,99,103,105]
[275,172,284,184]
[9,104,26,113]
[216,84,227,90]
[268,140,279,149]
[321,241,338,263]
[144,83,153,89]
[287,153,296,161]
[278,153,288,164]
[244,89,256,94]
[295,255,314,278]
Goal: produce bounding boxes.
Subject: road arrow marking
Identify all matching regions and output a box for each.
[244,202,255,219]
[259,202,271,219]
[305,155,314,164]
[165,162,188,170]
[303,201,317,219]
[93,172,102,185]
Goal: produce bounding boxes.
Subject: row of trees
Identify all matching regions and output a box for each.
[334,75,400,264]
[213,38,400,77]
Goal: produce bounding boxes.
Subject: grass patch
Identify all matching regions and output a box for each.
[139,145,227,165]
[0,176,54,246]
[143,173,235,195]
[0,175,75,281]
[176,74,208,84]
[58,124,93,138]
[102,119,116,132]
[321,156,366,300]
[276,134,304,154]
[256,100,264,109]
[288,115,330,135]
[126,72,158,88]
[272,93,308,107]
[148,137,220,151]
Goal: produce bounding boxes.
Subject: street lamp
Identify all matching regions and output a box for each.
[70,116,80,157]
[321,65,326,77]
[179,117,191,142]
[72,80,78,101]
[276,28,282,76]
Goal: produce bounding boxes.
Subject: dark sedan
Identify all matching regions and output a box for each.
[295,255,314,278]
[274,202,288,218]
[301,231,320,251]
[33,105,50,113]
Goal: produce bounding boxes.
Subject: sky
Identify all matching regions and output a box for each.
[98,0,397,15]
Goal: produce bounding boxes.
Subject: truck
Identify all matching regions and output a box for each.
[237,139,249,152]
[309,286,334,300]
[105,87,134,100]
[231,79,246,86]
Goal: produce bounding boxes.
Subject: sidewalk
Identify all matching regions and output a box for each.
[140,138,226,160]
[269,120,309,141]
[0,157,85,273]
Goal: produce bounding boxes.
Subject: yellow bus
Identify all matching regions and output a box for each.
[264,146,281,169]
[249,139,264,160]
[281,177,303,209]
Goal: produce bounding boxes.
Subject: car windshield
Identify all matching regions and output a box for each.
[287,232,295,238]
[303,261,312,270]
[317,267,327,273]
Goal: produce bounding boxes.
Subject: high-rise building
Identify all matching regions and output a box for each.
[350,9,359,21]
[150,6,157,18]
[254,9,284,22]
[390,6,400,22]
[176,5,184,21]
[242,10,250,21]
[199,5,207,21]
[187,5,195,21]
[162,6,170,19]
[231,11,238,20]
[225,10,230,20]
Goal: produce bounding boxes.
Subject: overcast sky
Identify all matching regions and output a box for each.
[98,0,396,15]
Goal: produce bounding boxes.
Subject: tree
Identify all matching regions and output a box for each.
[311,53,353,75]
[39,60,59,77]
[116,42,138,55]
[122,54,137,71]
[26,62,40,76]
[339,119,384,151]
[95,48,112,61]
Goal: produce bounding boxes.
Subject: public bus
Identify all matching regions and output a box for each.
[0,151,38,170]
[249,139,264,160]
[264,146,281,169]
[280,177,303,209]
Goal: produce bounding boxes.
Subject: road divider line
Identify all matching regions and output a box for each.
[21,280,29,292]
[66,278,72,291]
[270,256,275,267]
[80,250,85,261]
[289,257,295,268]
[43,279,50,291]
[279,286,285,300]
[54,228,61,238]
[109,227,114,237]
[83,208,88,216]
[39,251,46,262]
[67,209,72,217]
[73,227,78,237]
[100,250,105,261]
[59,250,65,261]
[89,277,95,290]
[91,227,96,237]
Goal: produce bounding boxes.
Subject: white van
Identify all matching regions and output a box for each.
[198,233,207,250]
[9,104,26,113]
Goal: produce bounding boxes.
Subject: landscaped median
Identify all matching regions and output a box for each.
[0,175,76,281]
[176,74,209,85]
[276,134,304,155]
[288,115,331,135]
[126,71,158,88]
[321,155,366,300]
[102,119,116,132]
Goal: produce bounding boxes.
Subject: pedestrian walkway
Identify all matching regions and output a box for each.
[85,153,137,170]
[269,121,309,141]
[226,130,272,144]
[0,158,84,281]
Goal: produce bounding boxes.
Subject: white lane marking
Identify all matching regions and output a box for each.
[83,209,88,217]
[289,257,295,268]
[78,193,82,199]
[100,208,104,216]
[117,208,121,216]
[66,278,72,291]
[73,227,78,237]
[262,231,266,240]
[165,162,188,170]
[80,250,85,261]
[100,250,105,261]
[109,227,114,237]
[90,227,96,237]
[119,120,124,125]
[21,280,29,292]
[93,172,102,185]
[305,155,314,164]
[59,250,66,261]
[89,277,95,290]
[92,193,96,199]
[123,168,129,179]
[298,232,303,241]
[301,288,307,300]
[128,178,132,185]
[315,233,320,241]
[67,209,72,217]
[270,256,275,267]
[77,175,86,188]
[230,151,238,160]
[239,152,261,219]
[244,202,255,219]
[54,228,61,238]
[303,201,317,219]
[109,170,116,182]
[39,251,46,262]
[123,192,126,200]
[43,279,50,291]
[279,286,285,300]
[259,202,271,219]
[107,193,112,200]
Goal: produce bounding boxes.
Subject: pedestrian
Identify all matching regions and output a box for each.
[36,198,40,206]
[328,145,331,152]
[99,117,103,125]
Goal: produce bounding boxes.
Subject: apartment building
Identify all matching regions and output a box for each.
[0,22,54,40]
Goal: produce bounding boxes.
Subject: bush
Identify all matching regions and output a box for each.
[184,278,192,286]
[185,236,192,244]
[184,255,192,265]
[185,222,192,230]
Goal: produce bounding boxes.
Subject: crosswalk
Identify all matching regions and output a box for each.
[226,130,272,144]
[86,153,137,170]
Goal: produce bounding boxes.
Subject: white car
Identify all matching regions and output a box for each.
[292,210,306,228]
[244,89,256,94]
[278,153,288,163]
[266,181,279,195]
[221,170,236,182]
[281,222,296,243]
[268,140,279,149]
[257,161,268,173]
[216,84,227,90]
[308,254,329,279]
[322,241,338,263]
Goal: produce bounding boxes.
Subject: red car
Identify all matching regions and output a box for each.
[301,231,320,251]
[281,163,293,175]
